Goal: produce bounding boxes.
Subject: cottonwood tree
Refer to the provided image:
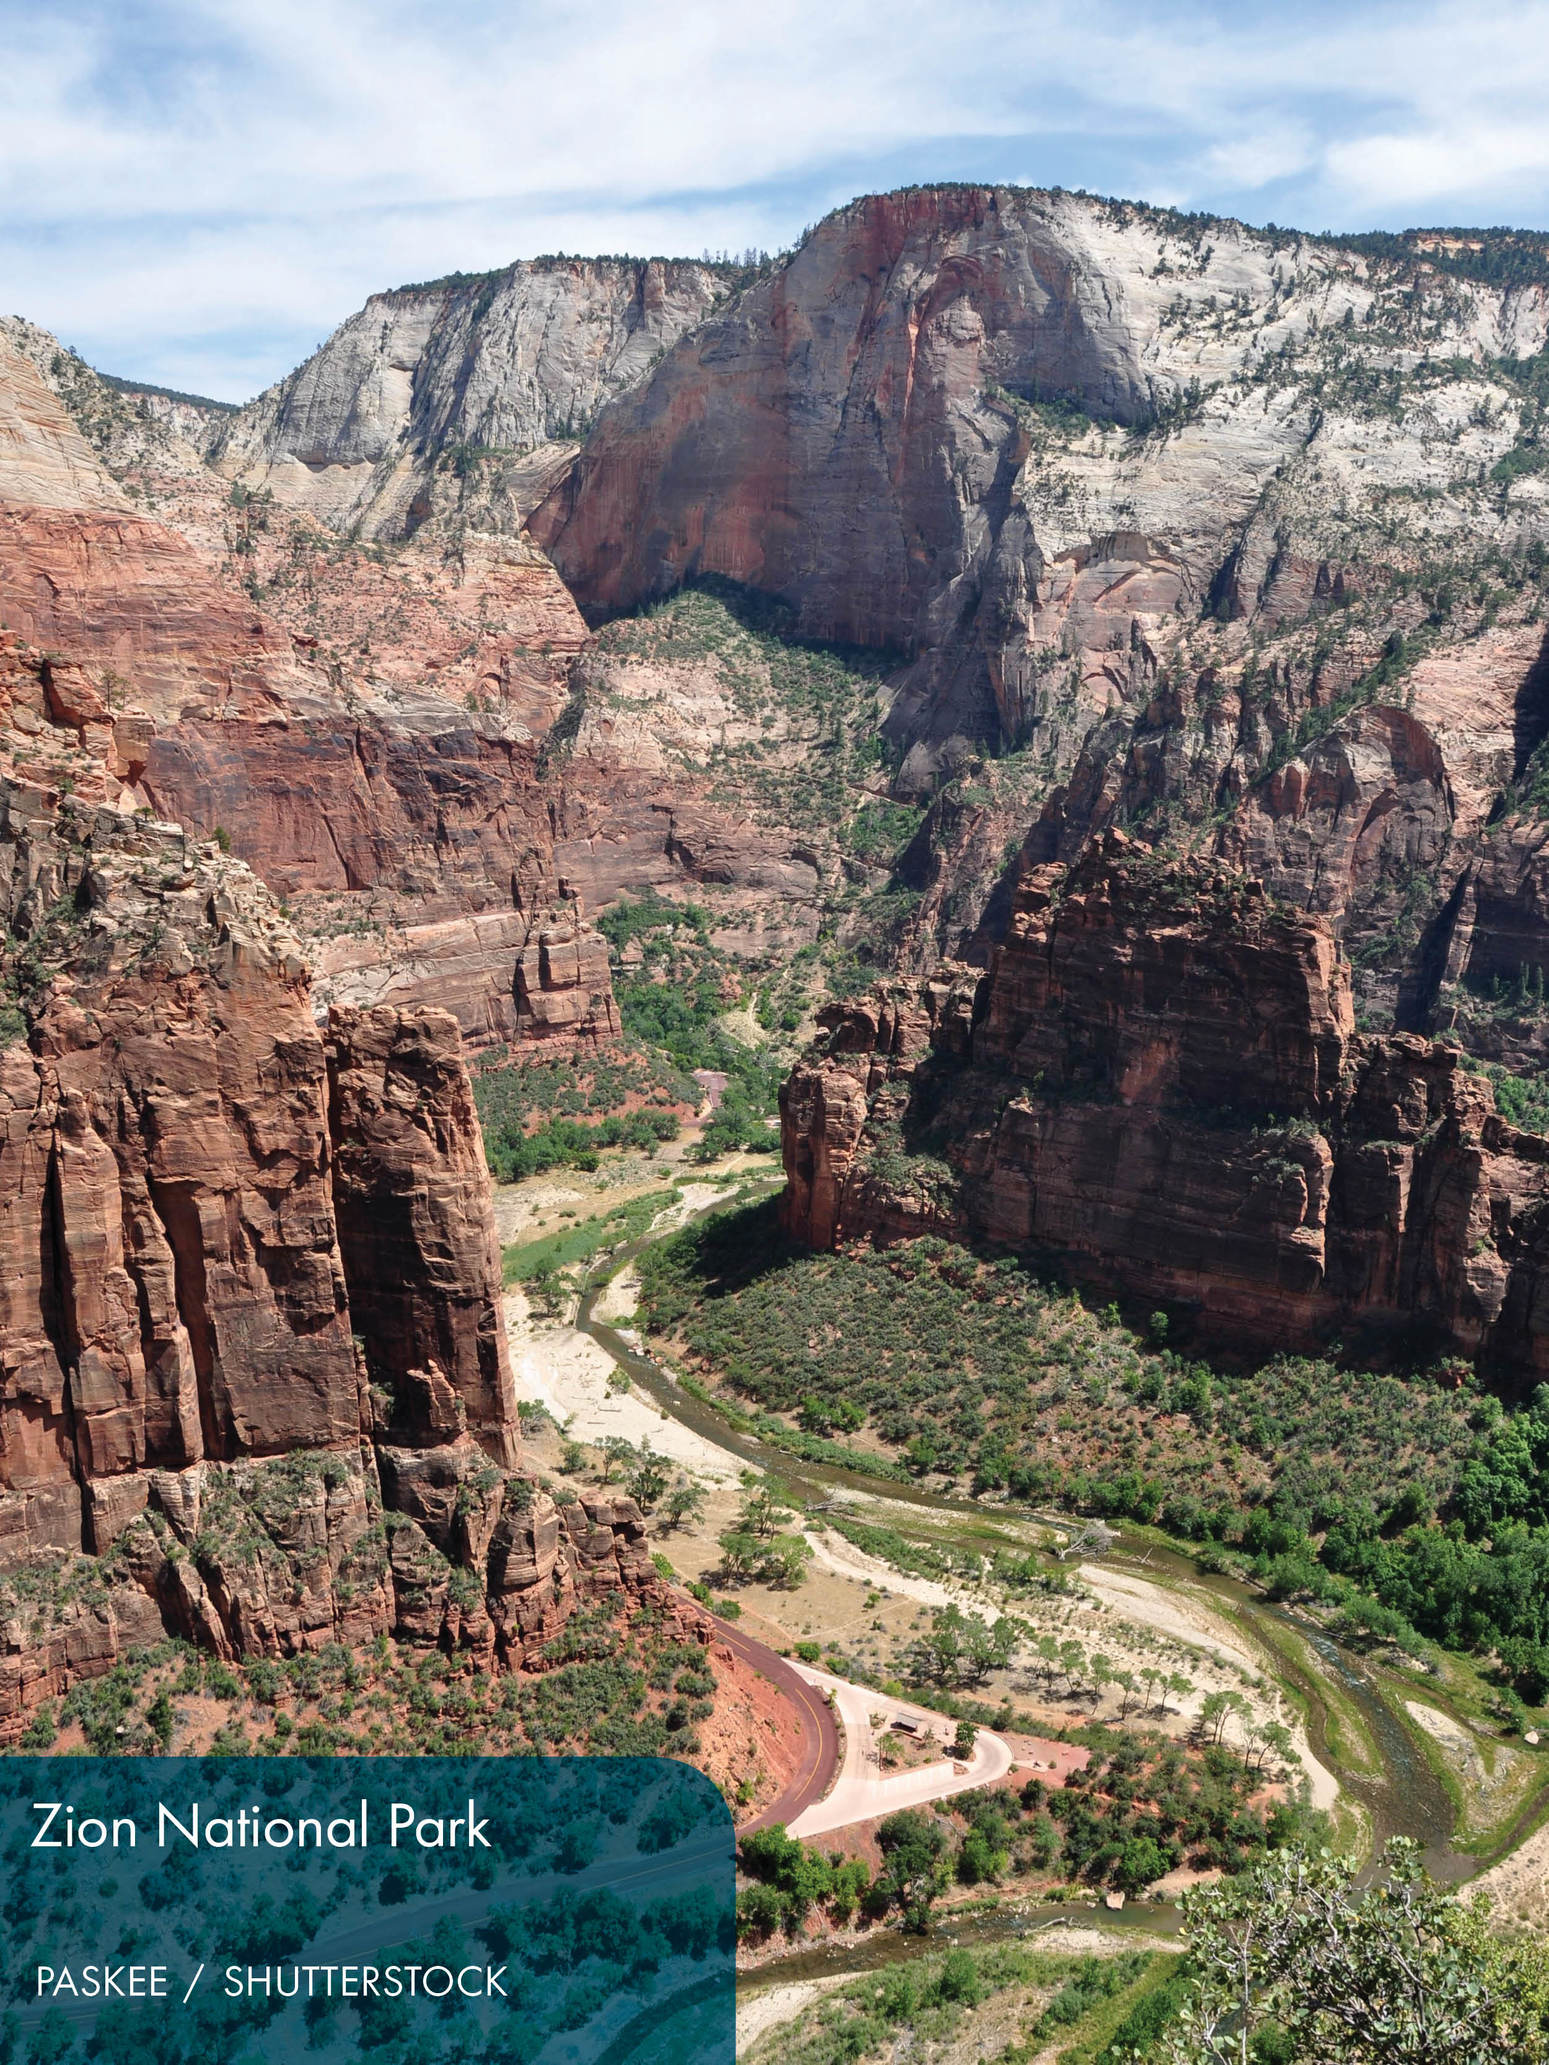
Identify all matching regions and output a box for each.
[739,1487,794,1538]
[660,1477,707,1531]
[717,1530,760,1580]
[1032,1633,1063,1694]
[1199,1688,1250,1746]
[876,1809,950,1932]
[716,1526,812,1589]
[760,1533,813,1588]
[1264,1719,1298,1767]
[625,1443,669,1510]
[598,1435,636,1484]
[908,1607,1025,1689]
[1152,1841,1549,2065]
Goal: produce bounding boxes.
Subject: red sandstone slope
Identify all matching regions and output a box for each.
[0,324,845,1050]
[0,329,623,1056]
[781,835,1549,1373]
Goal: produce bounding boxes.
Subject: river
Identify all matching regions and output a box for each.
[565,1204,1500,1980]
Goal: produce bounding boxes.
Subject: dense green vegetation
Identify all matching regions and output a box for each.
[737,1731,1321,1943]
[599,892,786,1160]
[1160,1839,1549,2063]
[639,1204,1549,1704]
[640,1204,1475,1522]
[713,1483,813,1590]
[22,1603,723,1762]
[501,1189,681,1286]
[741,1935,1180,2065]
[473,1047,690,1181]
[1464,1056,1549,1134]
[95,369,240,412]
[753,1840,1549,2062]
[1044,1732,1323,1888]
[1335,227,1549,293]
[739,1836,1549,2059]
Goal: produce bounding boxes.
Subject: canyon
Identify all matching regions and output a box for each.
[5,185,1549,1721]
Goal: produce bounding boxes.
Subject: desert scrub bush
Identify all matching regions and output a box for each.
[1461,1054,1549,1135]
[638,1207,1475,1530]
[473,1046,691,1181]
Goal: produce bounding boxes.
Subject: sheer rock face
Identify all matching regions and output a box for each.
[537,187,1167,657]
[0,785,364,1561]
[212,259,728,540]
[0,347,296,717]
[511,902,621,1044]
[536,187,1548,776]
[325,1004,518,1466]
[528,187,1549,1010]
[0,787,667,1735]
[782,836,1549,1372]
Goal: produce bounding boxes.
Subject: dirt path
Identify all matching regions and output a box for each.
[737,1975,853,2050]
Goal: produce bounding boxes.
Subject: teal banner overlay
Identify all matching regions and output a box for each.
[0,1756,734,2065]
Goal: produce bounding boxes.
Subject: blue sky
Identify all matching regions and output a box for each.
[4,0,1548,402]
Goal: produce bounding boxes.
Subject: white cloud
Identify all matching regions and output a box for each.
[1202,124,1320,193]
[2,0,1548,398]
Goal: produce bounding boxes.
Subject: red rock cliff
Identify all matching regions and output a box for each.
[326,1004,518,1465]
[0,329,622,1061]
[782,835,1549,1372]
[0,781,670,1734]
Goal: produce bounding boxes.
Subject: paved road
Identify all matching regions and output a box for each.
[785,1665,1015,1839]
[708,1616,842,1834]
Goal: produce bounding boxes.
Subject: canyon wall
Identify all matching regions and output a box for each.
[525,190,1549,1028]
[536,189,1549,773]
[0,316,837,1050]
[0,326,623,1057]
[22,203,1549,1046]
[782,835,1549,1373]
[212,258,730,539]
[0,784,666,1734]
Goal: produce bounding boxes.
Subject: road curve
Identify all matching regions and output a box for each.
[708,1615,841,1834]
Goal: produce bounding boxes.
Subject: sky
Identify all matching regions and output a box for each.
[3,0,1548,403]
